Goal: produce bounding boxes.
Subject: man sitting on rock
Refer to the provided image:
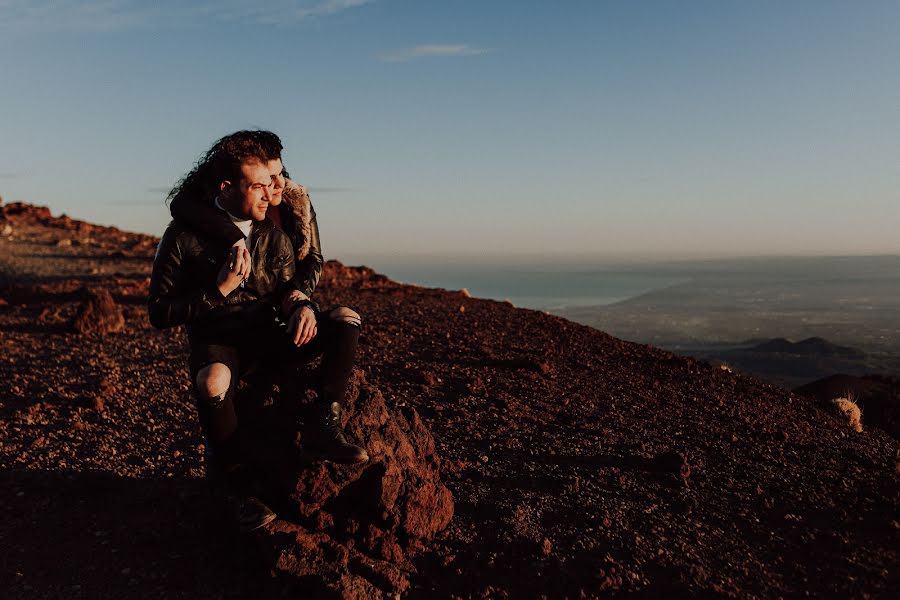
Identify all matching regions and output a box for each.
[148,131,368,532]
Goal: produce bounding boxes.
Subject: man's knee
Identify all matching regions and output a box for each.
[196,363,231,407]
[328,306,361,328]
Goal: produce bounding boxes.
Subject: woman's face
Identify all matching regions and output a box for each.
[267,158,286,206]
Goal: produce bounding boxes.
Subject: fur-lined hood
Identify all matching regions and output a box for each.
[281,180,312,262]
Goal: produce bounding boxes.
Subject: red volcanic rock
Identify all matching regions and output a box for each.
[54,214,98,234]
[264,522,398,597]
[320,260,396,289]
[6,280,85,305]
[251,370,453,596]
[1,201,53,223]
[126,238,158,257]
[0,202,158,251]
[72,287,125,335]
[111,276,151,300]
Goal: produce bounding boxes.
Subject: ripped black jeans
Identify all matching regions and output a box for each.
[187,306,360,469]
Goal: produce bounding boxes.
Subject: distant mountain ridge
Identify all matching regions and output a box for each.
[746,336,866,358]
[686,334,896,390]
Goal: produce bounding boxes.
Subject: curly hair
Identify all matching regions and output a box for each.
[167,130,284,208]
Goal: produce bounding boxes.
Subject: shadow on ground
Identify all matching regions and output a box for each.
[1,468,280,599]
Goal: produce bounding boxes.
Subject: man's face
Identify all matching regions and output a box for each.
[221,159,272,221]
[267,158,286,207]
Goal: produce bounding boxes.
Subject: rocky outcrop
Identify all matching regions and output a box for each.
[0,202,157,255]
[248,370,453,597]
[319,260,397,290]
[0,201,53,224]
[72,287,125,335]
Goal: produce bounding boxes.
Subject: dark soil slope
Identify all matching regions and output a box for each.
[1,204,897,599]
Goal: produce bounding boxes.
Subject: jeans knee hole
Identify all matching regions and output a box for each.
[329,307,361,327]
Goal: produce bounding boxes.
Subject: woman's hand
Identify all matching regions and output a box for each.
[216,245,250,297]
[232,238,251,282]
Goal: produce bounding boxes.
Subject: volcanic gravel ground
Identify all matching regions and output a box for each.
[1,208,897,598]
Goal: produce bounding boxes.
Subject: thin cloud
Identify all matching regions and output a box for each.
[379,44,489,63]
[292,0,373,20]
[0,1,374,32]
[0,172,23,179]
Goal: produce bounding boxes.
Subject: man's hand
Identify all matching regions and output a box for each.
[287,305,317,347]
[217,245,251,297]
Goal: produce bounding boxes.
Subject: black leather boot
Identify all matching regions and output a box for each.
[302,401,369,464]
[208,462,276,533]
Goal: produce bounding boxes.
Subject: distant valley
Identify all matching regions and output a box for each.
[555,255,900,388]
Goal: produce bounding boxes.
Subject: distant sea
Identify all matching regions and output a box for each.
[350,259,689,310]
[346,256,900,364]
[348,254,900,312]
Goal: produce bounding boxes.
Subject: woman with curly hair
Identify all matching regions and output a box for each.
[154,130,367,531]
[168,130,343,345]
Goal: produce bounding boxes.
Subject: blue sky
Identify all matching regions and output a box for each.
[1,1,898,260]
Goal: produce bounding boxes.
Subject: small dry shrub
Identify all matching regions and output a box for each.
[831,395,863,433]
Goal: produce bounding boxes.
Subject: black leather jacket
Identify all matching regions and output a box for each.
[169,183,323,299]
[148,217,296,336]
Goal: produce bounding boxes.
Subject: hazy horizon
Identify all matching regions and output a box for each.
[8,196,900,265]
[2,1,900,258]
[8,194,900,266]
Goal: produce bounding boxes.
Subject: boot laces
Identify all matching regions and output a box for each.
[322,407,349,443]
